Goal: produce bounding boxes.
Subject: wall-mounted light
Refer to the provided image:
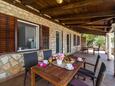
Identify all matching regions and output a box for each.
[56,0,63,4]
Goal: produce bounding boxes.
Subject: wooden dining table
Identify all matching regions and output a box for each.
[31,61,83,86]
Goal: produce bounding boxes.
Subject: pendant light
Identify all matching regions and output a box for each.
[56,0,63,4]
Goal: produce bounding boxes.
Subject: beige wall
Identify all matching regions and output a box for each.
[0,0,81,81]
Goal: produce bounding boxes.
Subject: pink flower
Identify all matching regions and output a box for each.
[57,53,64,60]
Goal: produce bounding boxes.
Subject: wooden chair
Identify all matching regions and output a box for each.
[70,62,106,86]
[43,50,52,60]
[23,52,41,86]
[81,47,88,53]
[93,45,100,55]
[77,55,100,85]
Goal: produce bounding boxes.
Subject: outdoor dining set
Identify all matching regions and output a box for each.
[23,50,106,86]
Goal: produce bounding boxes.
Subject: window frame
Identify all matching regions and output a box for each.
[17,20,39,52]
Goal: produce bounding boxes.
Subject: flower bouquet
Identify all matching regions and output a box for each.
[56,53,65,65]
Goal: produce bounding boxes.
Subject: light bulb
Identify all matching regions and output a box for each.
[56,0,63,4]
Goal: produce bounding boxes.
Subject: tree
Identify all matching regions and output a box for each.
[83,34,96,47]
[94,36,105,46]
[83,34,105,48]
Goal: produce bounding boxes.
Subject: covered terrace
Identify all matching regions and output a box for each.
[0,0,115,86]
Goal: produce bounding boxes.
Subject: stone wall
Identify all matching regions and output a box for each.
[0,0,81,81]
[0,53,24,80]
[0,51,44,82]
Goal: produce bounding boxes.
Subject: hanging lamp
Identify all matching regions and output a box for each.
[56,0,63,4]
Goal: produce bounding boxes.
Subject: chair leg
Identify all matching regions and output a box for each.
[47,81,50,86]
[24,70,28,86]
[92,78,95,86]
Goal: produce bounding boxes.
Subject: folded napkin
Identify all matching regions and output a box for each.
[37,62,47,68]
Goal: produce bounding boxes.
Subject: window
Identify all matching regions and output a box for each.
[73,35,76,46]
[17,20,39,51]
[77,35,80,45]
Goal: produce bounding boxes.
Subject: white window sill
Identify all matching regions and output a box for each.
[17,48,38,52]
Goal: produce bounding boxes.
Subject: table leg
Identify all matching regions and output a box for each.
[31,69,36,86]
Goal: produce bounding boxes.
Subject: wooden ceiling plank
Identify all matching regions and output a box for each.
[41,0,114,16]
[40,0,104,13]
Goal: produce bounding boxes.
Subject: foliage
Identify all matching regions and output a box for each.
[83,34,105,47]
[94,36,105,46]
[83,34,96,46]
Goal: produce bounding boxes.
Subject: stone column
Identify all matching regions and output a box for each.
[105,33,108,54]
[114,31,115,76]
[106,33,112,60]
[111,23,115,77]
[113,26,115,76]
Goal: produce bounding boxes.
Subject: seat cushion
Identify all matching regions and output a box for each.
[43,50,52,60]
[70,79,89,86]
[78,68,95,78]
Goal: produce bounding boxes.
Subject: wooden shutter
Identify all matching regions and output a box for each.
[39,25,49,49]
[0,13,16,53]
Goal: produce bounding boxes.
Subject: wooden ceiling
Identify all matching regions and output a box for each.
[3,0,115,35]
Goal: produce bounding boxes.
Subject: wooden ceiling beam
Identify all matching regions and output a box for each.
[69,25,110,29]
[61,20,90,24]
[66,24,109,26]
[60,16,112,24]
[53,11,115,20]
[20,0,35,5]
[71,27,106,35]
[58,16,111,21]
[73,26,104,32]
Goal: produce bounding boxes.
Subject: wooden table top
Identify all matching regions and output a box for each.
[31,62,83,86]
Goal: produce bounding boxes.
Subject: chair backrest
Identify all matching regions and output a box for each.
[23,52,38,69]
[43,50,52,60]
[96,62,106,86]
[94,55,100,73]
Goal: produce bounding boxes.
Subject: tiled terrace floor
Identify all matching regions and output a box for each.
[0,51,115,86]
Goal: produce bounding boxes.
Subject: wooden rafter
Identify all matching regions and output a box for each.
[70,27,106,35]
[53,11,115,19]
[70,25,105,32]
[69,25,110,29]
[58,16,112,21]
[60,17,112,25]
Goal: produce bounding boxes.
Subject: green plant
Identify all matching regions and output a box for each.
[83,34,105,48]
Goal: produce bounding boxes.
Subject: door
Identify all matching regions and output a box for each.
[56,31,60,53]
[67,34,71,53]
[56,31,63,53]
